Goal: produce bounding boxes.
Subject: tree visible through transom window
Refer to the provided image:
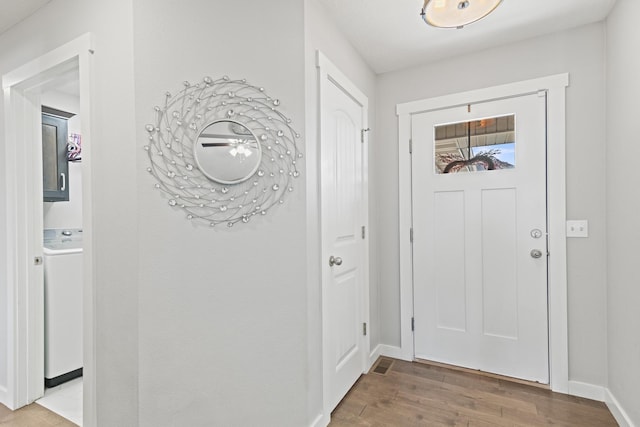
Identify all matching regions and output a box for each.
[434,114,515,173]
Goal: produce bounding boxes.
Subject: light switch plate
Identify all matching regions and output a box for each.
[566,220,588,238]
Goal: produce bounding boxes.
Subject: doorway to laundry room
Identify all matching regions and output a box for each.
[36,68,85,426]
[2,34,95,426]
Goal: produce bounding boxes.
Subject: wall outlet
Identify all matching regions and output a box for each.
[566,220,589,238]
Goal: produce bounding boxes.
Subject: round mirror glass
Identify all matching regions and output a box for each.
[193,120,262,184]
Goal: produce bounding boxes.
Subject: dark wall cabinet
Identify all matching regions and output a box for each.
[42,107,73,202]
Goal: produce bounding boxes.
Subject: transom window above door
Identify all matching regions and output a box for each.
[434,114,515,174]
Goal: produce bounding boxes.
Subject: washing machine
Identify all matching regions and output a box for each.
[43,228,83,387]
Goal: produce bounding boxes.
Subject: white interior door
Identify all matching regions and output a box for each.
[320,54,368,412]
[411,93,549,383]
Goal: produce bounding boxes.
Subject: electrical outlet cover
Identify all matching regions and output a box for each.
[566,220,588,238]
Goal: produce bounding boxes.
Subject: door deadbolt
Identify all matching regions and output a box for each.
[530,229,543,239]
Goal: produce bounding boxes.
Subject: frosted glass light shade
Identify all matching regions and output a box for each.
[421,0,503,28]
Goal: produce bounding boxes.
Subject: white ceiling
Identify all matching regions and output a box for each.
[0,0,50,35]
[316,0,618,74]
[0,0,617,75]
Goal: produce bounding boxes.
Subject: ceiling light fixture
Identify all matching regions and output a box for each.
[420,0,503,29]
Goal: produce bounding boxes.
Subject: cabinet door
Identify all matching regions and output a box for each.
[42,113,69,202]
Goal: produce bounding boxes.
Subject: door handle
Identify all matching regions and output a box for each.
[60,172,66,191]
[329,256,343,267]
[530,249,543,259]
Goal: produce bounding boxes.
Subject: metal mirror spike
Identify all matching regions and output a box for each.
[144,76,302,228]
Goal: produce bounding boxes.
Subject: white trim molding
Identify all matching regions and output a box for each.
[309,413,325,427]
[396,74,570,393]
[567,380,637,427]
[370,344,405,364]
[0,386,7,406]
[2,33,95,427]
[568,380,606,402]
[605,389,635,427]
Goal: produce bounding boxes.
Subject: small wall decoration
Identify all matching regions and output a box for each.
[144,76,302,227]
[67,133,82,161]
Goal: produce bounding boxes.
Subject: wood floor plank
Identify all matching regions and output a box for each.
[391,365,539,416]
[330,359,618,427]
[394,390,511,427]
[393,380,504,418]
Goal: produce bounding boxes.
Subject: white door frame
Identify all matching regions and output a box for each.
[397,74,570,393]
[2,33,96,424]
[317,51,371,422]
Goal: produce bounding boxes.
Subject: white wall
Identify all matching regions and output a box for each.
[42,90,83,229]
[304,0,378,422]
[606,0,640,424]
[0,0,138,424]
[133,1,308,425]
[374,23,608,387]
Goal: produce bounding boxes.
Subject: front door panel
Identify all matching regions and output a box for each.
[411,93,549,383]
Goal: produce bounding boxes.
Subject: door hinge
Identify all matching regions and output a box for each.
[409,139,413,154]
[411,317,415,332]
[363,322,367,336]
[361,226,366,239]
[361,128,370,143]
[410,228,414,243]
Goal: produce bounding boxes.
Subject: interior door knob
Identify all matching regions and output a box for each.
[329,256,343,266]
[530,249,543,259]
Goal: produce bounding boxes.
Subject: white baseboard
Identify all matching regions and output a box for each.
[369,343,382,366]
[309,412,328,427]
[562,381,636,426]
[568,380,605,401]
[0,385,8,409]
[368,344,381,369]
[368,344,407,371]
[605,388,636,427]
[375,344,407,361]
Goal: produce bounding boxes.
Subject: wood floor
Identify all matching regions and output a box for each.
[330,358,618,427]
[0,402,77,426]
[0,360,618,427]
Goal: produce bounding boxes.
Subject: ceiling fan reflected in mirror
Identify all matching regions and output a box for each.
[420,0,504,29]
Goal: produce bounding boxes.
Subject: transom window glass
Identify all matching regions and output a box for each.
[434,114,515,174]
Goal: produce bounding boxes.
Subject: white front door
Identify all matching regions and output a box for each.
[411,93,549,383]
[319,54,369,412]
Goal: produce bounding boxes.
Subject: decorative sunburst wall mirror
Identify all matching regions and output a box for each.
[144,76,302,228]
